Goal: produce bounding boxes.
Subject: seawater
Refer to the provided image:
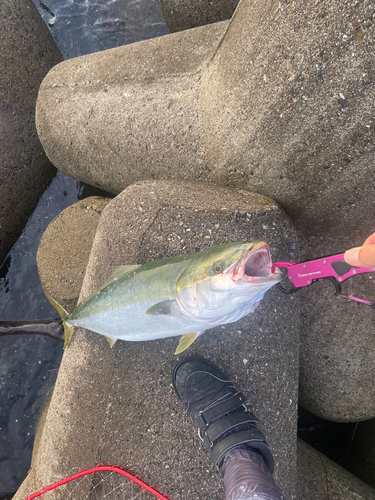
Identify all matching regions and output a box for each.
[33,0,169,59]
[0,174,108,498]
[0,1,168,497]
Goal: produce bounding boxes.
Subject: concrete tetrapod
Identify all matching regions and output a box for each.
[28,181,299,499]
[37,196,111,313]
[36,0,375,240]
[35,0,375,423]
[154,0,375,423]
[0,0,62,264]
[297,439,375,500]
[156,0,238,32]
[15,406,375,499]
[15,184,375,499]
[36,21,228,195]
[297,234,375,422]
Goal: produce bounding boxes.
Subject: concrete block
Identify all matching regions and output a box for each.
[30,181,299,499]
[0,0,62,265]
[341,417,375,489]
[36,22,229,194]
[17,185,375,499]
[200,0,375,239]
[37,196,111,313]
[298,234,375,422]
[156,0,238,32]
[297,439,375,500]
[36,0,375,240]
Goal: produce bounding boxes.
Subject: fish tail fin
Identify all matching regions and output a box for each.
[46,294,69,321]
[62,323,73,349]
[46,294,73,349]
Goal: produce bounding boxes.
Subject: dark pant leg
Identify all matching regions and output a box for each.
[220,446,286,500]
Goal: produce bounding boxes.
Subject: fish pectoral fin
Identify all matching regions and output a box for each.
[145,300,176,316]
[105,336,117,348]
[174,332,203,355]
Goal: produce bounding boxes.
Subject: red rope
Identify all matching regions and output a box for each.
[25,465,170,500]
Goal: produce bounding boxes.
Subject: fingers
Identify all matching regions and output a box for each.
[357,245,375,268]
[363,233,375,246]
[344,247,361,266]
[345,232,375,268]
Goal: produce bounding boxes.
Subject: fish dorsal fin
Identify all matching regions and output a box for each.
[174,332,204,354]
[146,300,176,316]
[105,336,117,348]
[102,265,140,288]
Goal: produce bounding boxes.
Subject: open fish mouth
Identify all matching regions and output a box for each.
[228,243,282,283]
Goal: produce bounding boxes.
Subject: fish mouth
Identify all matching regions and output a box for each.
[228,243,282,283]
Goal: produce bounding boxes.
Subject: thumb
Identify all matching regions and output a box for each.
[344,245,375,268]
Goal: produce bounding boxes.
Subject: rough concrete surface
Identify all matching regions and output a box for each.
[36,21,229,194]
[36,0,374,240]
[0,0,62,265]
[25,181,300,499]
[156,0,238,32]
[298,234,375,422]
[37,196,111,313]
[17,407,375,499]
[297,439,375,500]
[200,0,375,238]
[14,197,110,500]
[13,392,54,500]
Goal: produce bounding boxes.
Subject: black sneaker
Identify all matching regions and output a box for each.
[172,356,274,472]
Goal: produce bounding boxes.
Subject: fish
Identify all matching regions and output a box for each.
[47,241,282,354]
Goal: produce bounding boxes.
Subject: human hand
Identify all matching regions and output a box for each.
[344,233,375,268]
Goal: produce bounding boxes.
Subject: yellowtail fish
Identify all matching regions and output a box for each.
[47,241,282,354]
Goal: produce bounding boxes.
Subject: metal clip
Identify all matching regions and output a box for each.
[272,261,298,294]
[336,294,375,308]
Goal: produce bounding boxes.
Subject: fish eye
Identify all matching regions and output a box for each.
[213,264,223,274]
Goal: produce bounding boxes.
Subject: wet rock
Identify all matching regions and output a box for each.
[297,439,375,499]
[27,181,300,499]
[0,0,62,265]
[341,417,375,489]
[156,0,238,32]
[37,197,111,312]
